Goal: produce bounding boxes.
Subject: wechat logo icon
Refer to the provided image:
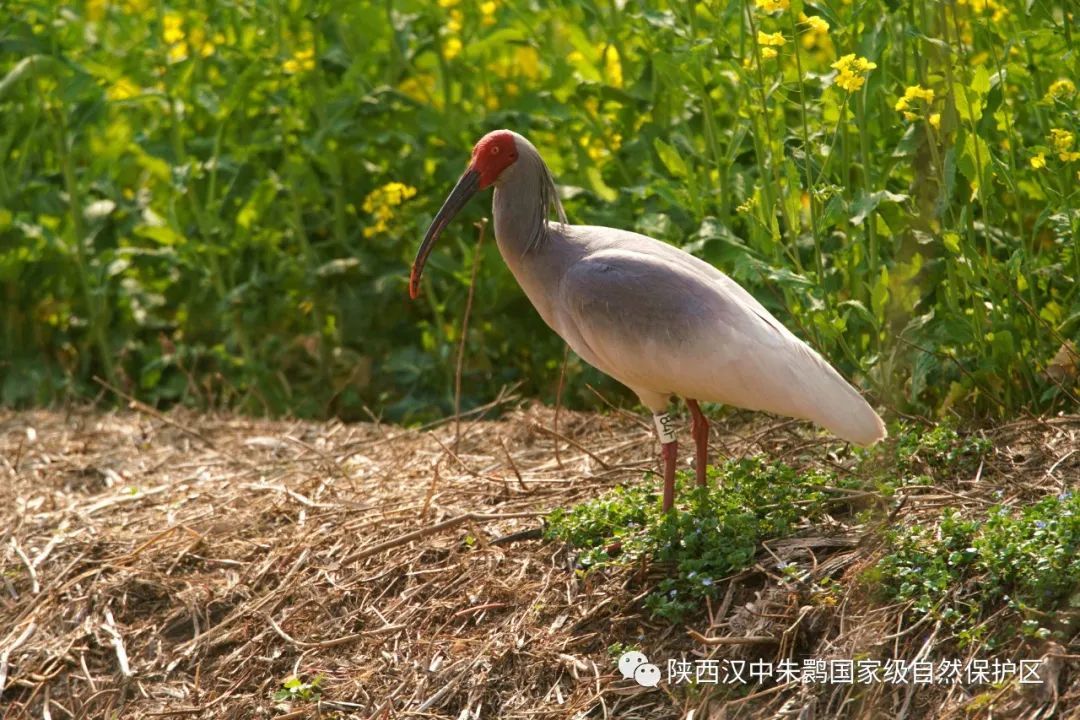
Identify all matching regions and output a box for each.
[618,650,661,688]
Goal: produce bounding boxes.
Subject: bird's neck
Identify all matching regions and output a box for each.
[490,151,573,323]
[491,150,563,260]
[492,185,543,262]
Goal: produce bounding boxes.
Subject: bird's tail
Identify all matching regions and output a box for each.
[791,343,886,446]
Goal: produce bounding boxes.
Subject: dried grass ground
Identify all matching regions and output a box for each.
[0,403,1077,720]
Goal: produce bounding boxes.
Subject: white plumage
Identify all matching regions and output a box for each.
[411,129,886,510]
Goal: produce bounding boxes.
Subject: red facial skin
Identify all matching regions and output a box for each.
[470,130,519,188]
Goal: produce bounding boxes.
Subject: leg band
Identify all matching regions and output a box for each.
[653,412,677,444]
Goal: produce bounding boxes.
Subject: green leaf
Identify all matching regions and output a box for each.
[871,266,890,321]
[849,190,908,226]
[892,123,921,158]
[636,212,672,239]
[990,330,1014,358]
[0,55,60,100]
[135,224,184,246]
[653,137,688,178]
[840,299,876,328]
[955,89,972,121]
[237,179,278,230]
[971,65,991,95]
[820,195,848,229]
[957,132,993,194]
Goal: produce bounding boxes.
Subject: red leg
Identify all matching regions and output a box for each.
[661,440,677,511]
[687,399,709,487]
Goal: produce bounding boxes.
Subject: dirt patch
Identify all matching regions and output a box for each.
[1,405,1077,719]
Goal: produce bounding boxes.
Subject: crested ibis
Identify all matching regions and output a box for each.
[409,130,886,511]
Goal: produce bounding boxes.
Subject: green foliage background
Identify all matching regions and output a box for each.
[1,0,1077,421]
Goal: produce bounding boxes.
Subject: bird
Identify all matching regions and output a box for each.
[409,129,886,511]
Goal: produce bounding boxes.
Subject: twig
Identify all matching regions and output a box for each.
[530,422,611,470]
[1046,449,1076,479]
[341,511,543,565]
[92,376,256,468]
[584,383,652,430]
[454,218,488,452]
[722,680,795,706]
[338,383,521,457]
[31,534,63,569]
[499,437,530,492]
[490,527,543,546]
[144,670,253,716]
[417,636,499,712]
[430,433,498,481]
[101,609,132,678]
[686,630,779,646]
[451,602,506,618]
[0,623,36,695]
[282,435,349,480]
[419,455,443,521]
[259,612,403,649]
[10,539,39,594]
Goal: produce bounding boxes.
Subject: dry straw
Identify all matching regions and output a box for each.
[0,405,1077,718]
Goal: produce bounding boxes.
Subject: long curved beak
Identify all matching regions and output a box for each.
[409,168,481,299]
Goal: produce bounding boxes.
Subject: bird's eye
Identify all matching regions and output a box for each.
[491,146,501,155]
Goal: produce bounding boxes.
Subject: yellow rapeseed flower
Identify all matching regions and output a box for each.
[107,77,140,101]
[1050,128,1078,161]
[1030,152,1046,169]
[437,0,459,6]
[929,113,941,129]
[758,31,786,47]
[756,0,789,12]
[480,0,497,25]
[443,37,463,60]
[761,47,778,60]
[188,27,217,58]
[87,0,107,22]
[603,45,622,87]
[798,12,831,52]
[584,136,606,162]
[167,41,188,63]
[283,47,316,73]
[958,0,1008,22]
[163,12,184,44]
[398,74,435,104]
[801,14,829,34]
[1046,78,1077,102]
[447,9,463,34]
[831,54,876,92]
[895,85,935,117]
[514,46,541,80]
[362,182,418,238]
